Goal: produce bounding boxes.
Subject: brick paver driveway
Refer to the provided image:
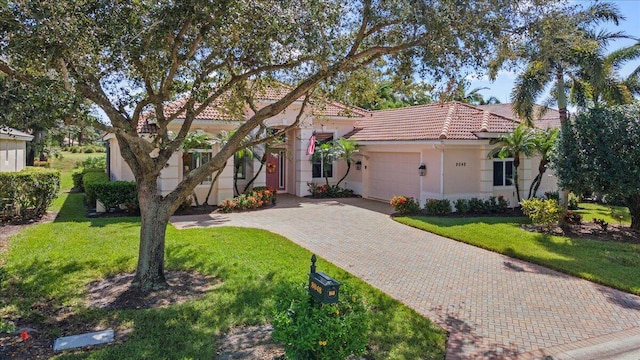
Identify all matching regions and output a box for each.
[171,195,640,359]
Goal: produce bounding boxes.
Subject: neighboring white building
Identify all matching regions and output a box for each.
[0,127,33,172]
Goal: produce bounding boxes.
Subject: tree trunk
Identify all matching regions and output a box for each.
[513,165,521,204]
[627,196,640,231]
[133,179,172,291]
[336,161,350,187]
[527,174,541,200]
[556,69,570,225]
[243,153,267,193]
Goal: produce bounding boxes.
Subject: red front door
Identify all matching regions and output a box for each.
[265,151,285,191]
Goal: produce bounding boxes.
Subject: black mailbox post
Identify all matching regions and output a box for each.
[308,255,340,304]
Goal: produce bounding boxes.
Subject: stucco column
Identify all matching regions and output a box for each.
[479,145,493,196]
[217,159,235,201]
[295,127,314,197]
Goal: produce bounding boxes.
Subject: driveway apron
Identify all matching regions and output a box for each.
[171,195,640,359]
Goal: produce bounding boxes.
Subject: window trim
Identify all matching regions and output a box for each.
[234,153,247,180]
[184,149,214,185]
[311,132,335,180]
[492,157,515,188]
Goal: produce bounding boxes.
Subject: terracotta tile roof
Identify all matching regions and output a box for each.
[477,104,561,129]
[136,85,368,133]
[345,102,519,142]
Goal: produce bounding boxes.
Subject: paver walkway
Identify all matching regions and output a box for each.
[171,195,640,359]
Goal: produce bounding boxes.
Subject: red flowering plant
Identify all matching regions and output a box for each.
[390,195,420,214]
[219,186,276,212]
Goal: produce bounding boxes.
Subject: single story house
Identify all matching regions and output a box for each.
[0,127,33,172]
[105,89,559,208]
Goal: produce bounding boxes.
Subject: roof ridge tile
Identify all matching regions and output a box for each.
[439,103,456,139]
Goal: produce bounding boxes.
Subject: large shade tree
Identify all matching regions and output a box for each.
[1,0,555,291]
[556,103,640,230]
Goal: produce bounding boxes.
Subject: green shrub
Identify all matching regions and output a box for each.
[454,199,470,213]
[544,191,559,201]
[90,181,138,213]
[484,196,500,213]
[521,198,560,229]
[389,195,420,214]
[75,156,106,170]
[424,199,451,215]
[468,197,485,213]
[272,283,369,360]
[83,171,109,204]
[497,195,509,211]
[568,193,579,210]
[84,147,95,153]
[73,168,104,192]
[0,168,60,222]
[70,146,79,153]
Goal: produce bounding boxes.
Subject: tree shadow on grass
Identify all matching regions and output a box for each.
[54,192,140,228]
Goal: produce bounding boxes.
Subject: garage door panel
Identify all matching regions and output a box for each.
[368,152,420,201]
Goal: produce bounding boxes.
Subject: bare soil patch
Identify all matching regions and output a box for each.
[216,324,285,360]
[86,270,219,310]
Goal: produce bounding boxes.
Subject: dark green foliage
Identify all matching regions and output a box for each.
[424,199,452,215]
[90,181,139,213]
[468,197,486,213]
[454,198,470,213]
[82,171,109,204]
[0,168,60,222]
[556,103,640,229]
[273,284,369,360]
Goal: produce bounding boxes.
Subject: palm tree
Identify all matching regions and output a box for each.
[488,125,535,204]
[570,40,640,107]
[440,79,489,104]
[510,2,624,217]
[527,128,559,199]
[511,2,625,125]
[333,138,358,187]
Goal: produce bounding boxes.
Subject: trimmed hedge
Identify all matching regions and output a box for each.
[83,171,109,205]
[0,167,60,222]
[73,168,106,191]
[90,181,138,213]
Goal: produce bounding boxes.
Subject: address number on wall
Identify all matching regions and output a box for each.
[455,162,466,167]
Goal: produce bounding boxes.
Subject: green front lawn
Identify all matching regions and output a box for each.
[0,171,445,359]
[395,215,640,296]
[574,202,631,226]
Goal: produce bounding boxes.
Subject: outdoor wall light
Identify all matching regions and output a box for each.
[418,163,427,176]
[355,160,362,170]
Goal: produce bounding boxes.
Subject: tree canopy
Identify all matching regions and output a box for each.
[1,0,559,291]
[556,103,640,230]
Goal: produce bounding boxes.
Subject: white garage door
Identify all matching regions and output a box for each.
[368,152,420,201]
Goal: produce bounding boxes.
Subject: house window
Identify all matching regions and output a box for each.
[234,153,246,180]
[183,150,213,185]
[312,133,334,179]
[493,158,514,187]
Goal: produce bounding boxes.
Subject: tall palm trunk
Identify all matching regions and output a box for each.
[556,68,570,224]
[336,161,351,187]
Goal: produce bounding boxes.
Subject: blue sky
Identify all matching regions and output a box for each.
[468,0,640,105]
